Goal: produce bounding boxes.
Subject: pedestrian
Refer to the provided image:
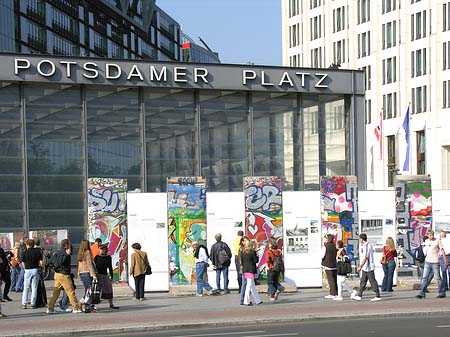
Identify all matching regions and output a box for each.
[16,237,28,292]
[264,239,283,301]
[322,234,338,299]
[352,233,381,301]
[77,239,97,312]
[233,230,244,293]
[34,238,47,307]
[414,235,427,280]
[21,239,43,309]
[210,233,232,294]
[129,242,149,300]
[0,273,6,318]
[238,236,249,305]
[0,245,12,301]
[439,231,450,291]
[90,238,102,259]
[46,239,83,314]
[416,229,447,299]
[94,244,119,309]
[381,237,397,292]
[192,241,215,296]
[241,239,262,306]
[10,241,21,292]
[334,240,357,300]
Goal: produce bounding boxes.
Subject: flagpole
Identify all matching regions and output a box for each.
[408,102,411,175]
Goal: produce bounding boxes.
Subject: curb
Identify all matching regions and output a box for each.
[5,308,450,337]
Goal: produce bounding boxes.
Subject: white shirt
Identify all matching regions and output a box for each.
[440,237,450,255]
[424,238,443,263]
[194,246,209,264]
[360,242,375,272]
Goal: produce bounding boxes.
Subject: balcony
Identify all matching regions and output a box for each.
[48,0,78,18]
[94,44,107,57]
[52,21,79,43]
[160,43,175,59]
[27,35,46,52]
[159,24,175,39]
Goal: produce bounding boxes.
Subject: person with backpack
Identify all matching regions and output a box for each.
[264,239,284,301]
[210,233,232,295]
[335,240,357,301]
[415,236,427,280]
[16,236,28,292]
[46,239,83,314]
[322,234,338,300]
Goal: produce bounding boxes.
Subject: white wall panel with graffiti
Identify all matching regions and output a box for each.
[127,193,169,292]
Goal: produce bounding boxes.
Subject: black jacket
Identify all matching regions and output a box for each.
[239,249,258,274]
[52,248,72,275]
[210,241,232,269]
[0,247,9,273]
[322,242,337,269]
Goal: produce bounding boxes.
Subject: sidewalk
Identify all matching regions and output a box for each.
[0,281,448,337]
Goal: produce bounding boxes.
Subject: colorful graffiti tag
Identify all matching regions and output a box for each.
[244,177,283,274]
[88,178,127,282]
[395,176,432,265]
[167,177,207,285]
[320,176,358,258]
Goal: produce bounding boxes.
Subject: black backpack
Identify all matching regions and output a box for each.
[415,245,425,263]
[271,251,284,273]
[217,244,231,267]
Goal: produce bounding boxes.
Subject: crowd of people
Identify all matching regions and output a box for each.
[1,228,449,318]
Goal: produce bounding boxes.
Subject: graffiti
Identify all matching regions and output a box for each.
[320,176,358,259]
[88,178,127,283]
[244,177,283,275]
[395,177,432,265]
[167,177,207,286]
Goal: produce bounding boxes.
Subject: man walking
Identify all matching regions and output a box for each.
[0,245,12,301]
[352,233,381,301]
[21,239,43,309]
[322,234,338,299]
[417,229,447,299]
[439,231,450,290]
[210,233,232,294]
[192,241,215,296]
[233,230,244,292]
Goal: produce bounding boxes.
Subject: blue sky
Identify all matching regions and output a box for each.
[157,0,282,66]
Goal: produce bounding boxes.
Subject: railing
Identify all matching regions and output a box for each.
[52,21,79,43]
[28,35,47,52]
[26,5,45,25]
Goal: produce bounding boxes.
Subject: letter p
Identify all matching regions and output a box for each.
[242,70,257,85]
[15,58,31,75]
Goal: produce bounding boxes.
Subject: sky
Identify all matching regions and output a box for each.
[157,0,282,66]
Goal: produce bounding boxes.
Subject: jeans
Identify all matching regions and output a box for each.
[337,275,354,298]
[215,267,229,292]
[16,265,25,291]
[48,273,82,311]
[381,259,396,291]
[416,261,425,280]
[267,269,280,298]
[195,262,212,295]
[79,272,92,309]
[419,262,446,297]
[239,275,248,304]
[235,256,242,292]
[10,265,20,291]
[22,268,40,306]
[358,270,380,298]
[440,256,450,290]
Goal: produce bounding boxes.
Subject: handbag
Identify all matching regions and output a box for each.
[91,279,102,305]
[138,253,152,275]
[380,255,388,265]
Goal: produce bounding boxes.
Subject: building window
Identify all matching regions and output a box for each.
[411,48,427,77]
[443,80,450,108]
[443,2,450,32]
[383,92,397,119]
[333,6,345,33]
[382,0,396,14]
[358,0,370,24]
[358,32,370,58]
[417,130,426,175]
[383,56,397,84]
[412,11,427,40]
[333,39,345,65]
[365,99,372,124]
[289,0,300,17]
[387,135,396,187]
[362,65,372,90]
[412,86,427,114]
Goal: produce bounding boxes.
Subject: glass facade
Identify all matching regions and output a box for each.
[0,82,353,240]
[1,0,181,61]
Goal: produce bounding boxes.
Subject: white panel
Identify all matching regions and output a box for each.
[206,192,245,290]
[127,193,169,292]
[359,190,396,284]
[283,191,322,287]
[433,190,450,232]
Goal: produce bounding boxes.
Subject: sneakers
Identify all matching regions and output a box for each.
[352,295,362,301]
[3,296,12,302]
[196,293,203,297]
[350,290,358,299]
[79,297,85,304]
[21,305,27,309]
[333,296,343,301]
[324,294,336,299]
[416,294,424,299]
[110,305,120,309]
[206,290,215,296]
[370,297,381,302]
[437,294,446,298]
[46,309,56,314]
[72,309,83,313]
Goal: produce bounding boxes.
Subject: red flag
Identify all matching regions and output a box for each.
[373,110,382,160]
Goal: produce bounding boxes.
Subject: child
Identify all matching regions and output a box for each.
[335,240,357,301]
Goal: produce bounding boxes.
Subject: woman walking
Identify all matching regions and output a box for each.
[240,240,262,306]
[334,240,357,300]
[94,244,119,309]
[129,243,149,300]
[381,237,398,292]
[77,240,97,312]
